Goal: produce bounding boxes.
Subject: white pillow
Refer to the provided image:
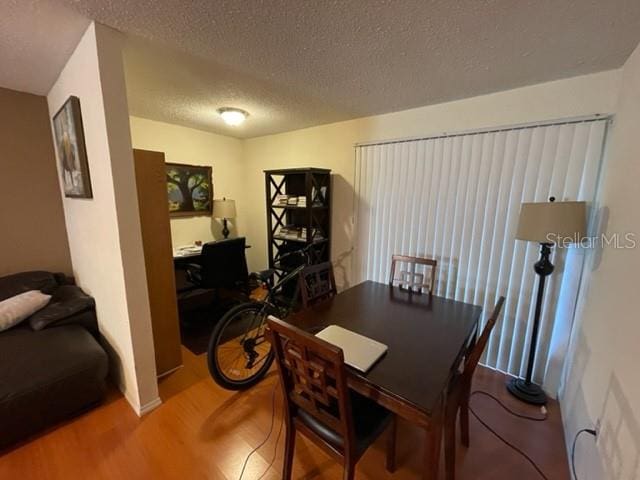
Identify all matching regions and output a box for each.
[0,290,52,332]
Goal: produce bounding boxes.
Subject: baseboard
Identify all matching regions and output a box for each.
[137,396,162,416]
[157,364,182,380]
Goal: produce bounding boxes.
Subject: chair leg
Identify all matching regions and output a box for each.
[460,393,470,448]
[343,458,356,480]
[386,416,397,473]
[444,408,457,480]
[283,422,296,480]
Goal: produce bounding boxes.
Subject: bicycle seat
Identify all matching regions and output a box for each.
[252,269,276,283]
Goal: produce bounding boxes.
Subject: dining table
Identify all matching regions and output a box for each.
[289,280,482,480]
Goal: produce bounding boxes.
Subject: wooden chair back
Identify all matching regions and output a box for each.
[389,255,438,295]
[462,296,505,382]
[298,261,337,308]
[444,296,506,480]
[267,316,355,448]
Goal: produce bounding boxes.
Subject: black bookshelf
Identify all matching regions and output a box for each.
[264,168,331,280]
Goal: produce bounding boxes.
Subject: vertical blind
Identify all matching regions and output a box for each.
[353,117,609,391]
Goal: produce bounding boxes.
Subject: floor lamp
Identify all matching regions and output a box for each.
[507,197,586,405]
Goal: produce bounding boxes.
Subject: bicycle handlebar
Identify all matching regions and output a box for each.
[277,243,315,263]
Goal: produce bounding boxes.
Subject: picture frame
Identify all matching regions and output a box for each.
[165,163,213,217]
[52,96,92,198]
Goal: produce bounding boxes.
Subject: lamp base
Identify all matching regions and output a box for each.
[507,377,548,405]
[222,218,230,239]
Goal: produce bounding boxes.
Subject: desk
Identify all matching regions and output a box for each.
[291,280,481,480]
[173,242,253,293]
[173,243,252,264]
[173,246,203,261]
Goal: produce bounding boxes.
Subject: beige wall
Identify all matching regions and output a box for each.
[41,25,636,471]
[240,62,637,477]
[52,23,635,472]
[561,43,640,479]
[242,70,621,288]
[128,117,245,247]
[0,87,71,277]
[47,22,159,415]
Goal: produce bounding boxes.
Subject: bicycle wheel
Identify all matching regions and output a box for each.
[207,302,275,390]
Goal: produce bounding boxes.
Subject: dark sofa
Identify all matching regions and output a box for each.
[0,271,108,449]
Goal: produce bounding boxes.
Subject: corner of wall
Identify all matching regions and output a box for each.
[94,22,160,411]
[46,21,158,415]
[559,41,640,480]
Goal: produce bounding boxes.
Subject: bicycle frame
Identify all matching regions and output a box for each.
[260,244,315,314]
[208,244,316,385]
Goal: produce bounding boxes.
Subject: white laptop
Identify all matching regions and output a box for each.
[315,325,388,373]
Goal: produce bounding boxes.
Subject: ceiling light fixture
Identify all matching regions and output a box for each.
[217,107,249,126]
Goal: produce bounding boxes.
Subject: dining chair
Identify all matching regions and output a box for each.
[389,254,438,295]
[298,261,337,308]
[266,316,397,480]
[444,296,506,480]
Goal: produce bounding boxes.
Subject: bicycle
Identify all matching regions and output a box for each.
[206,244,314,390]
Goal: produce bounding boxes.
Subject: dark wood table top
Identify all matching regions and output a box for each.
[291,280,482,416]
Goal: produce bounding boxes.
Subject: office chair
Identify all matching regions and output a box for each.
[186,237,250,294]
[177,238,250,327]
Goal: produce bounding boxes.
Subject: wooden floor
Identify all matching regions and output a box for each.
[0,347,570,480]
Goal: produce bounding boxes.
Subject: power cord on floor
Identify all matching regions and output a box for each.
[256,409,285,480]
[469,390,550,480]
[571,428,597,480]
[470,390,548,421]
[239,387,557,480]
[238,382,279,480]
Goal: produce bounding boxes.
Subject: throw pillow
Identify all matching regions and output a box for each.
[0,290,51,332]
[29,285,95,331]
[0,271,58,302]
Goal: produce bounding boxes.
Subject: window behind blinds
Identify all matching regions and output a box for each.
[353,118,609,390]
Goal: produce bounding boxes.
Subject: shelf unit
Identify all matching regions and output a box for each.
[265,168,331,281]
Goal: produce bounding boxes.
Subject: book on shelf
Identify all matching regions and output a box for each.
[272,195,310,208]
[275,194,292,205]
[276,225,301,240]
[275,225,326,242]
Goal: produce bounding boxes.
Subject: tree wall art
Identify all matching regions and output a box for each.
[165,163,213,217]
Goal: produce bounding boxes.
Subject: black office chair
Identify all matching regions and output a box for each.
[176,237,251,335]
[185,237,250,295]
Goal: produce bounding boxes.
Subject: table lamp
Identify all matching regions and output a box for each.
[507,197,586,405]
[212,198,236,239]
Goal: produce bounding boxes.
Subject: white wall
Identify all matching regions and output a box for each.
[128,117,245,247]
[242,70,621,288]
[47,23,159,415]
[560,43,640,480]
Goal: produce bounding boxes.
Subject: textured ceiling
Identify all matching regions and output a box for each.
[4,1,640,137]
[0,0,89,95]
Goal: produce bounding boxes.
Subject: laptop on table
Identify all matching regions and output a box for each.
[315,325,388,373]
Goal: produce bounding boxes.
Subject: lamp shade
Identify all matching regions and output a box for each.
[516,201,586,244]
[212,199,236,219]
